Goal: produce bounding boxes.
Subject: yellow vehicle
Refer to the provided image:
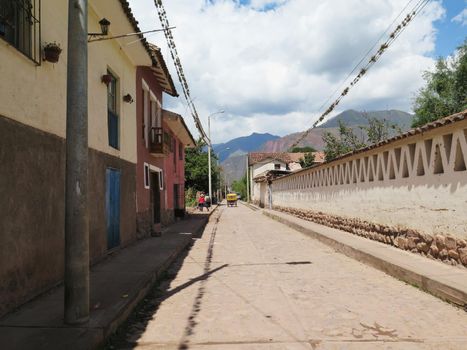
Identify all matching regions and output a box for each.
[226,193,238,207]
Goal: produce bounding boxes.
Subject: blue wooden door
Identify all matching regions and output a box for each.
[106,168,121,250]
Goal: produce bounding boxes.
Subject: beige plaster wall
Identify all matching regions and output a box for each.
[272,121,467,239]
[87,6,137,163]
[0,1,148,164]
[0,1,68,138]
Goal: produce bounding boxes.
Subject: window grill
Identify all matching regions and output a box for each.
[0,0,41,64]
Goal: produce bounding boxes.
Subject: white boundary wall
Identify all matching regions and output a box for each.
[272,115,467,239]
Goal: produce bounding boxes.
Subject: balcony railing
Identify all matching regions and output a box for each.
[149,127,169,156]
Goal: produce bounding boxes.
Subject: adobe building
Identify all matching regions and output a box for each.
[0,0,163,316]
[135,56,196,235]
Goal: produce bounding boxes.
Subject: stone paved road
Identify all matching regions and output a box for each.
[113,204,467,349]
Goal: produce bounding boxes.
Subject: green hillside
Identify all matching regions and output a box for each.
[319,110,413,129]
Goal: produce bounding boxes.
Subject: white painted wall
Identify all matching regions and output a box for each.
[253,160,287,177]
[272,120,467,239]
[249,160,286,200]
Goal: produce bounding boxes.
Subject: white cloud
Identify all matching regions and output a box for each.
[452,8,467,26]
[128,0,444,143]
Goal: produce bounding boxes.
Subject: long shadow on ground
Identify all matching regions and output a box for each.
[105,209,225,350]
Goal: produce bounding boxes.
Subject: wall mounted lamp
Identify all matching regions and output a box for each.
[88,18,111,41]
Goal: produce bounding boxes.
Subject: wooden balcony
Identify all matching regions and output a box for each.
[149,127,169,157]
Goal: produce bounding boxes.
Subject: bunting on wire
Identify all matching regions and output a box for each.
[154,0,210,144]
[289,0,431,150]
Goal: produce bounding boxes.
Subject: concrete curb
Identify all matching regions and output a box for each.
[100,234,193,346]
[263,210,467,309]
[102,210,218,347]
[240,201,260,211]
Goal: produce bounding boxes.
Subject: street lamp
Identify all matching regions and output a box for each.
[217,147,230,201]
[207,110,224,202]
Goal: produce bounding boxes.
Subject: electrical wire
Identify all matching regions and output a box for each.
[289,0,431,150]
[315,0,417,114]
[153,0,210,144]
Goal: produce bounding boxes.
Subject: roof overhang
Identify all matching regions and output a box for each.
[253,170,290,183]
[89,1,152,67]
[149,44,178,97]
[163,110,196,147]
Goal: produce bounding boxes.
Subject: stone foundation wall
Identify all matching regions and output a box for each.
[274,205,467,268]
[136,210,152,239]
[161,209,175,227]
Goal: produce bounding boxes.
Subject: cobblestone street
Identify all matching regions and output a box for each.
[113,204,467,349]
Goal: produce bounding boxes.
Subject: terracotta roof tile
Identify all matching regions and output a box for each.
[249,152,295,165]
[249,151,325,166]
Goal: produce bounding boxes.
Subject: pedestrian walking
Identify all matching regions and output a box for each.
[198,193,205,211]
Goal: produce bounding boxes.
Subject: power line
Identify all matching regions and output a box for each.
[153,0,210,144]
[289,0,431,150]
[316,0,418,115]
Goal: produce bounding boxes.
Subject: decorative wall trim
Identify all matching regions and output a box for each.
[274,123,467,191]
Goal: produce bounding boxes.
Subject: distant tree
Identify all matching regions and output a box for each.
[231,173,247,199]
[322,115,402,161]
[323,120,366,161]
[299,153,315,168]
[360,116,402,144]
[412,40,467,127]
[185,139,219,194]
[291,146,316,153]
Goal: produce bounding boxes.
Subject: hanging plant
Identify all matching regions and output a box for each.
[43,42,62,63]
[101,74,113,86]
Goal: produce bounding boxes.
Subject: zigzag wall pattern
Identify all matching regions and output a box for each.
[274,126,467,192]
[269,117,467,240]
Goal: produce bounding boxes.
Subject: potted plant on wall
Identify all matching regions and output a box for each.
[43,42,62,63]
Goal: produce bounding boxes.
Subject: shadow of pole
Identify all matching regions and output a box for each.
[106,210,223,350]
[178,209,223,350]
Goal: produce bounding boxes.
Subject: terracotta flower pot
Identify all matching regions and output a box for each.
[101,74,113,86]
[43,44,62,63]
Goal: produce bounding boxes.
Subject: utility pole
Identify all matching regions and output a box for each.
[65,0,89,324]
[207,111,224,201]
[246,155,250,203]
[216,148,230,202]
[207,117,212,200]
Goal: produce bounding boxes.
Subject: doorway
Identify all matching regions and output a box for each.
[106,168,121,250]
[150,172,161,225]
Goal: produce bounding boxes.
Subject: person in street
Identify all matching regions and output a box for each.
[198,193,205,211]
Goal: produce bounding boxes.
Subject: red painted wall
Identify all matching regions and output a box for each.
[135,67,186,227]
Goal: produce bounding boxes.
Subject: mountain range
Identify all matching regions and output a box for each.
[261,109,413,152]
[213,132,279,162]
[220,109,414,182]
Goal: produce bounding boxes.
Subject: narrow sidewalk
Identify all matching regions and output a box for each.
[0,211,215,350]
[262,208,467,309]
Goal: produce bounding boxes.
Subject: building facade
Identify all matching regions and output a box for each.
[135,62,195,235]
[0,0,166,316]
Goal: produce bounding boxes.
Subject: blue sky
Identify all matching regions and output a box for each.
[434,0,466,57]
[236,0,466,57]
[132,0,466,142]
